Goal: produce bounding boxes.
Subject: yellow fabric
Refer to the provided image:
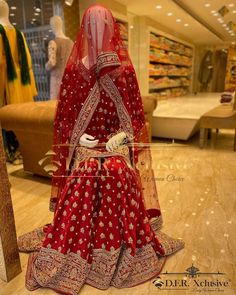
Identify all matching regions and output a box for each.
[0,26,37,106]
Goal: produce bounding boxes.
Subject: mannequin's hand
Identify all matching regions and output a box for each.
[79,133,99,148]
[106,132,127,152]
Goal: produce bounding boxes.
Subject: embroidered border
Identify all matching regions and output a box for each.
[26,243,166,294]
[18,227,45,252]
[150,216,163,232]
[111,243,166,288]
[31,248,89,295]
[68,82,100,166]
[96,52,121,75]
[74,146,130,162]
[100,74,134,140]
[154,231,184,256]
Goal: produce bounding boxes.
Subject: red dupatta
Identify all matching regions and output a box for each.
[50,4,162,228]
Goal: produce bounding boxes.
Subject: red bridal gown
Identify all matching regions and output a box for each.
[25,85,184,295]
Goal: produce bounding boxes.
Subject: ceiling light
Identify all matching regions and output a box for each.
[218,5,230,17]
[32,18,36,21]
[184,23,189,27]
[222,24,227,27]
[13,22,17,25]
[176,19,181,22]
[156,5,162,9]
[34,12,39,16]
[130,25,134,29]
[214,12,219,16]
[229,3,234,7]
[34,0,41,12]
[226,27,230,31]
[65,0,74,6]
[204,3,210,7]
[11,6,17,10]
[232,42,236,44]
[211,10,216,13]
[233,10,236,13]
[167,12,173,16]
[10,13,15,16]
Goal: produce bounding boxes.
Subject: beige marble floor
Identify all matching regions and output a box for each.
[0,130,235,295]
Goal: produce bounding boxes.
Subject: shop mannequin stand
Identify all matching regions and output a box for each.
[45,16,73,99]
[0,0,12,28]
[50,15,67,39]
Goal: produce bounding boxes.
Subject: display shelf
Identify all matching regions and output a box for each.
[116,19,128,49]
[150,74,190,77]
[150,84,190,91]
[149,31,193,97]
[150,59,191,67]
[149,63,191,76]
[150,43,192,58]
[151,87,188,99]
[150,33,193,57]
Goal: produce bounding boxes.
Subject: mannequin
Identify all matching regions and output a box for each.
[198,50,214,92]
[0,0,37,162]
[49,15,67,39]
[0,0,37,105]
[45,16,74,99]
[23,6,184,294]
[79,14,126,150]
[0,0,12,28]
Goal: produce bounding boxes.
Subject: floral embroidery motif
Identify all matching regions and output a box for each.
[26,243,167,294]
[154,230,184,256]
[96,52,121,75]
[68,81,100,166]
[100,74,134,140]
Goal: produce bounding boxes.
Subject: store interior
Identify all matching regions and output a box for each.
[0,0,236,294]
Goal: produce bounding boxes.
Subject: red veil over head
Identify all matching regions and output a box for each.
[50,4,162,228]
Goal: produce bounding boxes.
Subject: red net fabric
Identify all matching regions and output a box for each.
[50,4,162,227]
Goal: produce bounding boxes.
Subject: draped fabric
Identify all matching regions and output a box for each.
[0,25,37,105]
[15,27,31,85]
[24,5,184,294]
[45,37,74,99]
[0,24,31,85]
[49,4,160,217]
[0,24,17,82]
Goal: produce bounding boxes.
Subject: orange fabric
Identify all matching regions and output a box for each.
[0,26,37,105]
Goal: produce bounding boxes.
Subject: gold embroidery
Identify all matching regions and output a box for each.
[96,52,121,75]
[68,82,100,167]
[26,243,167,293]
[100,74,134,140]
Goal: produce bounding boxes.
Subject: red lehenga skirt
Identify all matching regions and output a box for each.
[24,148,184,295]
